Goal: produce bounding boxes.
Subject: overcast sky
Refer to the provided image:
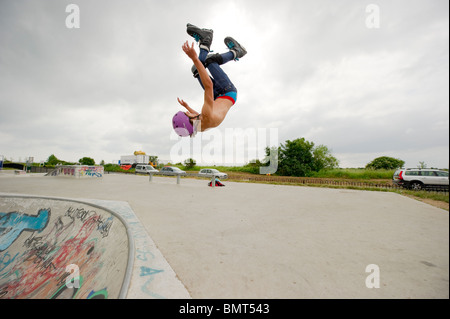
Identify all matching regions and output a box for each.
[0,0,448,168]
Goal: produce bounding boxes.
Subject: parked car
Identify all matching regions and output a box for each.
[198,168,228,179]
[393,168,449,190]
[135,164,158,174]
[159,166,186,176]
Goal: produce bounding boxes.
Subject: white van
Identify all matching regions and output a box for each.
[135,165,158,174]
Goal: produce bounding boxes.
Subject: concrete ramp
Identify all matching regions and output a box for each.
[45,165,104,178]
[0,195,132,299]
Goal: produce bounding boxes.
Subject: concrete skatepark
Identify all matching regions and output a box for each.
[0,170,448,299]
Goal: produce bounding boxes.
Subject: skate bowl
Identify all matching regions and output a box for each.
[0,195,133,299]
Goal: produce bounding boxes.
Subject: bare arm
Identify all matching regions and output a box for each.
[182,41,214,115]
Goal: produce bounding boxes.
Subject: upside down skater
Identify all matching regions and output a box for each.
[172,23,247,137]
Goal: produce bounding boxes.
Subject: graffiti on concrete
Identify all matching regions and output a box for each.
[63,168,75,176]
[0,209,50,251]
[79,166,103,177]
[49,165,104,178]
[0,197,129,299]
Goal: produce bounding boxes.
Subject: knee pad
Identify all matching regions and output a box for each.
[191,64,199,78]
[205,53,223,67]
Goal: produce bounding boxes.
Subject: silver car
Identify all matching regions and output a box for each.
[135,164,158,174]
[393,168,449,190]
[198,168,228,179]
[159,166,187,176]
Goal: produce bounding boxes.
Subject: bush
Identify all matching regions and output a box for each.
[104,164,129,173]
[366,156,404,170]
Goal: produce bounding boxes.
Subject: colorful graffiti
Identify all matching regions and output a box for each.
[0,196,129,299]
[0,209,50,251]
[62,167,75,176]
[49,165,104,178]
[79,166,103,178]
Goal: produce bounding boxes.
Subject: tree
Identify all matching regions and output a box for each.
[312,145,339,171]
[365,156,404,170]
[47,154,61,166]
[417,161,427,169]
[277,138,314,176]
[277,138,338,177]
[183,158,196,169]
[46,154,76,166]
[79,157,95,165]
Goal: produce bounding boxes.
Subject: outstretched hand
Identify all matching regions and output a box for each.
[177,97,199,118]
[182,41,198,60]
[177,97,189,108]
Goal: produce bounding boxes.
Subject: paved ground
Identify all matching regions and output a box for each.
[0,171,448,298]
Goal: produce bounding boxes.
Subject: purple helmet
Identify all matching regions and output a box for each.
[172,111,193,137]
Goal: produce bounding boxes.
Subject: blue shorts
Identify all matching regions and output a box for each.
[216,91,237,105]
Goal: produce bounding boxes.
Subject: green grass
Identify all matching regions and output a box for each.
[394,188,449,203]
[310,168,396,180]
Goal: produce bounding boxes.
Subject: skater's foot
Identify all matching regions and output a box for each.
[187,23,213,51]
[224,36,247,60]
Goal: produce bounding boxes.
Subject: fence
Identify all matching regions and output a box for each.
[225,173,449,194]
[30,166,54,173]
